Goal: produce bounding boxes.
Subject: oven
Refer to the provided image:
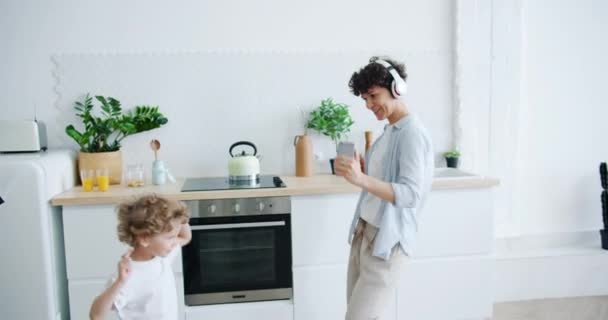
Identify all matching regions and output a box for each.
[182,196,292,306]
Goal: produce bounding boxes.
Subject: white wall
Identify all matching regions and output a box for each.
[515,0,608,234]
[489,0,608,236]
[5,0,606,238]
[488,0,524,237]
[0,0,454,177]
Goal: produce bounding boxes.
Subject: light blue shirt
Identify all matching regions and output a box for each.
[348,114,434,260]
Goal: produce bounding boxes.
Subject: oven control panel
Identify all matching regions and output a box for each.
[187,196,291,218]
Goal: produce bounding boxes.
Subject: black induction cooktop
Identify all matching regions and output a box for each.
[181,175,286,192]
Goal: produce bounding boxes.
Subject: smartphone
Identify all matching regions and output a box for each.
[337,141,355,159]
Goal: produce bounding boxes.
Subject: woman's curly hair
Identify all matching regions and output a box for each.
[348,56,407,96]
[117,194,189,247]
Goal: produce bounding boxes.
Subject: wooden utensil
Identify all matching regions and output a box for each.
[150,139,161,161]
[365,130,373,153]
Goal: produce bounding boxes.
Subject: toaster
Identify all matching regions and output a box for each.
[0,120,48,152]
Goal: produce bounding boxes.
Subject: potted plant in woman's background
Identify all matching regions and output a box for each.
[306,97,354,174]
[444,149,461,168]
[65,94,168,185]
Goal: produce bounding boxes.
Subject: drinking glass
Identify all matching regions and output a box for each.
[126,164,145,187]
[80,169,95,192]
[96,168,110,192]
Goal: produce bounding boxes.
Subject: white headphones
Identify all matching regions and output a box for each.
[375,59,407,98]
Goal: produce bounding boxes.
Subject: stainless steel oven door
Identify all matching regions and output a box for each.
[182,197,292,306]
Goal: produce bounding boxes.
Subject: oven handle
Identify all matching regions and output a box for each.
[191,221,285,230]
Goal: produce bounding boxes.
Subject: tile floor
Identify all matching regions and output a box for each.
[493,296,608,320]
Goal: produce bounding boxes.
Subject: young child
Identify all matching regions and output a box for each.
[89,194,191,320]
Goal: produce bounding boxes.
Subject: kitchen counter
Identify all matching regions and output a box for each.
[57,168,499,320]
[51,170,499,206]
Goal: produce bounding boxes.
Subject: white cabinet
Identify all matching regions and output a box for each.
[291,189,494,262]
[292,257,492,320]
[290,187,495,320]
[185,300,293,320]
[293,264,399,320]
[68,275,186,320]
[60,184,495,320]
[291,194,358,266]
[63,205,127,279]
[414,189,494,257]
[62,205,184,320]
[396,256,494,320]
[63,205,183,279]
[69,280,119,320]
[293,265,347,320]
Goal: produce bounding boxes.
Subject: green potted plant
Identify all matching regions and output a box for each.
[444,149,461,168]
[65,94,168,184]
[306,97,354,174]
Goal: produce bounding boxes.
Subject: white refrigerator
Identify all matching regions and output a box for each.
[0,150,76,320]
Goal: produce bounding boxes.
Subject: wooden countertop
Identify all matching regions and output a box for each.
[51,174,500,206]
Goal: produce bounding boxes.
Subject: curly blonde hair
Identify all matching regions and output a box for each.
[117,194,189,247]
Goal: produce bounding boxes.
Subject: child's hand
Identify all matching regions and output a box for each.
[116,249,133,285]
[90,249,132,319]
[178,223,192,246]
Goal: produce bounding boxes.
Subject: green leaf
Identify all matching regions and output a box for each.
[65,125,82,142]
[444,150,461,158]
[305,97,354,144]
[64,95,168,152]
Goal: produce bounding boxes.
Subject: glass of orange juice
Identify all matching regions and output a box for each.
[96,168,110,192]
[80,169,95,192]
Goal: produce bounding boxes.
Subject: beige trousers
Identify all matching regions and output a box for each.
[346,219,408,320]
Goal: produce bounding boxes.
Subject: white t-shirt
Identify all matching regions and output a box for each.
[108,247,180,320]
[360,124,393,226]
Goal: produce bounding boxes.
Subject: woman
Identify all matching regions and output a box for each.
[335,56,434,320]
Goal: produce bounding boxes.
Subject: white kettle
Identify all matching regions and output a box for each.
[228,141,261,182]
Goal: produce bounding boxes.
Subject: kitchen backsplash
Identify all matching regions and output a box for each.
[51,50,452,178]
